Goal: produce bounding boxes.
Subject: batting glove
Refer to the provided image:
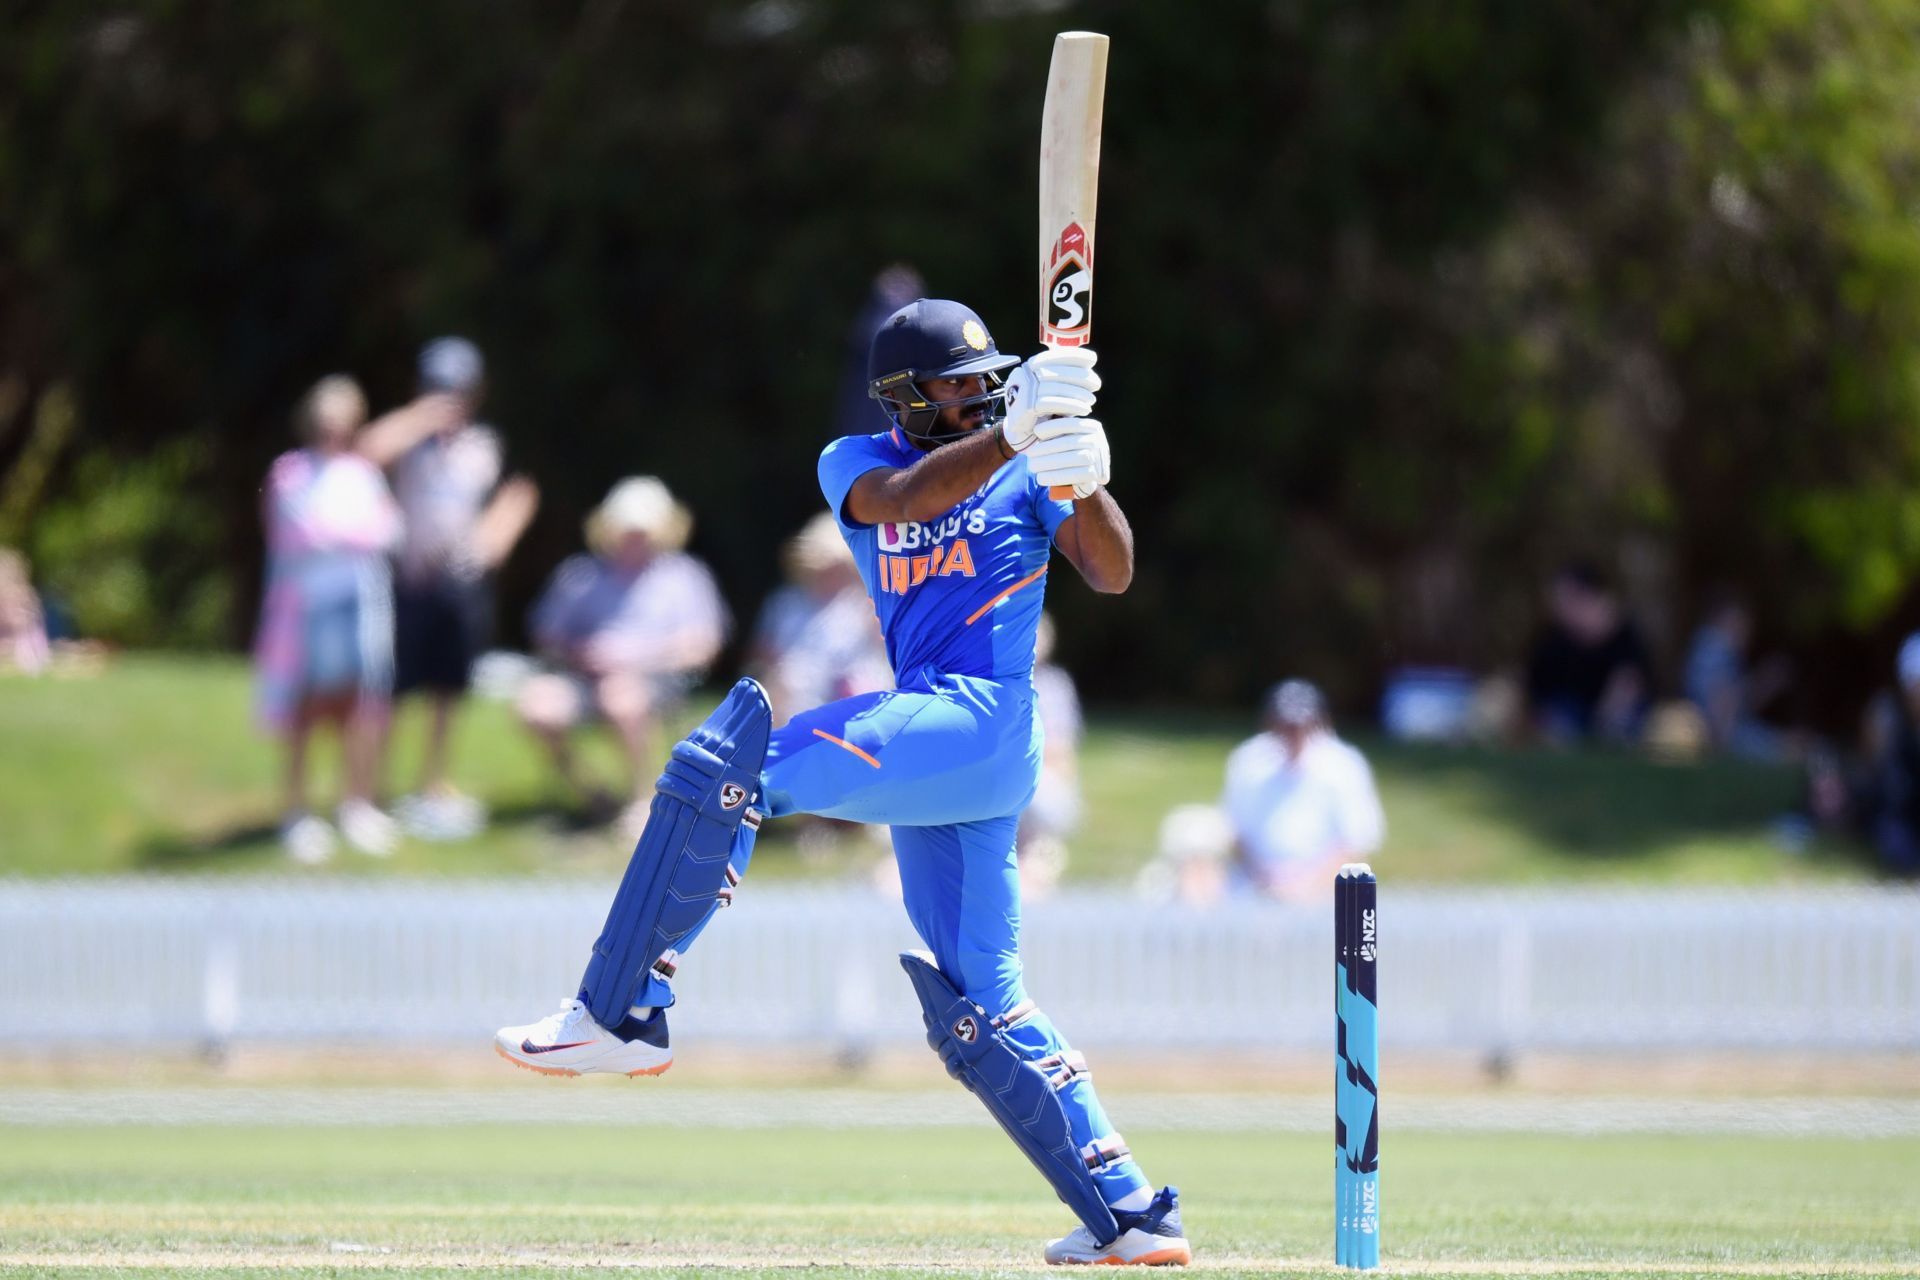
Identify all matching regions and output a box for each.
[1000,348,1100,452]
[1026,417,1110,499]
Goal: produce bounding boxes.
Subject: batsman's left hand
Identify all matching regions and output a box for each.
[1026,417,1110,499]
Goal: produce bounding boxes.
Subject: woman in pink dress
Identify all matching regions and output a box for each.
[254,376,404,863]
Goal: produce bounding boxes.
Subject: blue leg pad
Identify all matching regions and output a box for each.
[900,950,1121,1246]
[579,678,772,1028]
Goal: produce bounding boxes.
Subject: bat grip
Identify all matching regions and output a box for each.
[1048,484,1075,501]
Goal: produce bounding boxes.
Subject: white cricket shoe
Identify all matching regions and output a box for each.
[280,813,335,866]
[493,997,672,1078]
[1045,1186,1190,1266]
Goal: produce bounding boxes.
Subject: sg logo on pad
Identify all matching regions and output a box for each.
[953,1016,979,1043]
[720,783,747,810]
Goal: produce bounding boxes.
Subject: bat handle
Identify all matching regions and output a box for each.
[1048,484,1075,501]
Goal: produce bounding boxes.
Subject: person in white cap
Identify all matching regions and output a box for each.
[517,476,729,834]
[1133,804,1235,907]
[359,337,540,840]
[1220,679,1385,899]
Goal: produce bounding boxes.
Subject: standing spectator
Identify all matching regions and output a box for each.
[254,376,404,863]
[359,337,540,841]
[1524,560,1655,744]
[517,477,729,835]
[1018,614,1083,898]
[1854,633,1920,877]
[0,548,49,675]
[833,265,926,438]
[1221,679,1385,900]
[749,513,889,721]
[1683,591,1791,759]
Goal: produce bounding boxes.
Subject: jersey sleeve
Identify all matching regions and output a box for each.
[818,435,896,529]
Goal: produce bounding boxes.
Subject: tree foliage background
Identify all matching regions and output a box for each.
[5,0,1920,713]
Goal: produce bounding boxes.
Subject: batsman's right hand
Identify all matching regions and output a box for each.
[1000,347,1100,452]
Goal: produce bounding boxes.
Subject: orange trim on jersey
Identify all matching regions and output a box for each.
[891,427,904,448]
[964,564,1049,626]
[812,727,881,769]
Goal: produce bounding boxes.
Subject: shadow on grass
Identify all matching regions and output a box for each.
[133,821,285,868]
[129,797,608,872]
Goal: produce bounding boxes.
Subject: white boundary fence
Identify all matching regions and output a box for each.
[1,879,1916,1055]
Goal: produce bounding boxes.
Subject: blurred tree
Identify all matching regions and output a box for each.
[1,0,1916,714]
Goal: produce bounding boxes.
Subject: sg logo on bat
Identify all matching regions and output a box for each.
[1043,221,1093,346]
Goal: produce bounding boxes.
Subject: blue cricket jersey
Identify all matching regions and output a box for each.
[818,426,1074,684]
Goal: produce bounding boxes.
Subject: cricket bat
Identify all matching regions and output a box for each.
[1038,31,1108,499]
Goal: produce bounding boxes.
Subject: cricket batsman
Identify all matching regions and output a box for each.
[496,298,1190,1266]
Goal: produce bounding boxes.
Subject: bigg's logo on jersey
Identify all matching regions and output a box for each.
[876,507,990,597]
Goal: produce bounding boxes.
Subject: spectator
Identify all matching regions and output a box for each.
[0,548,49,675]
[517,476,728,835]
[1852,633,1920,877]
[254,375,404,863]
[1221,679,1385,900]
[749,513,889,721]
[1524,561,1654,744]
[1683,591,1791,760]
[1134,804,1234,907]
[359,337,540,841]
[1018,614,1083,898]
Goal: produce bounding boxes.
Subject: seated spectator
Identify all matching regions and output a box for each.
[749,513,888,721]
[517,477,728,835]
[359,337,540,842]
[253,375,404,863]
[1683,591,1790,760]
[1525,561,1654,744]
[1134,804,1234,907]
[1222,680,1385,900]
[0,548,49,675]
[1852,633,1920,877]
[1018,614,1083,898]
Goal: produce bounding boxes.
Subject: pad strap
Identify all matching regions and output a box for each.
[1037,1049,1090,1090]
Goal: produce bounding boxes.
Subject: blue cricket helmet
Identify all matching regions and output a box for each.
[867,299,1020,447]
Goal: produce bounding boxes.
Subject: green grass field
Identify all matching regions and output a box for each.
[1,1119,1914,1278]
[0,654,1865,883]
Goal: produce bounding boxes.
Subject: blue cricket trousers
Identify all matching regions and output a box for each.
[631,666,1149,1207]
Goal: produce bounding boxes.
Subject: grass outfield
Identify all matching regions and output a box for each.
[1,1123,1914,1278]
[0,654,1863,883]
